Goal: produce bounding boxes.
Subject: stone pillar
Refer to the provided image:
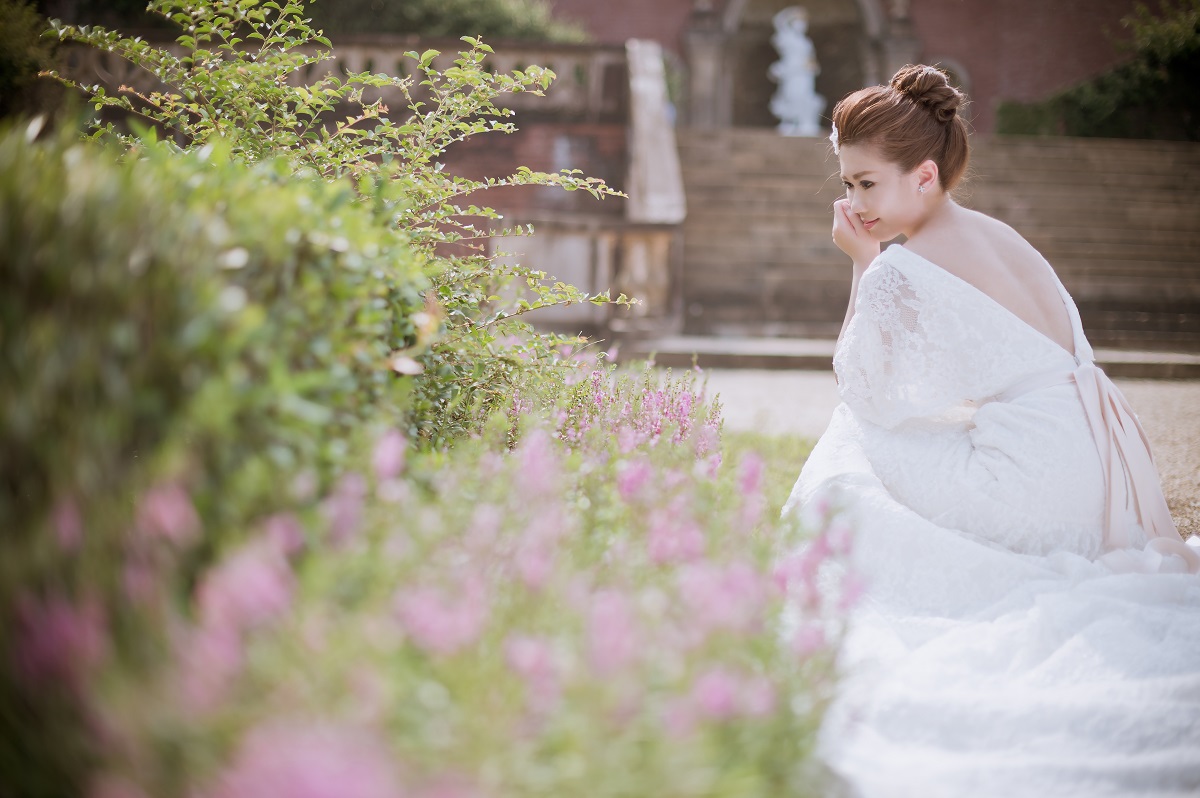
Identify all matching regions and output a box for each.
[683,3,727,129]
[879,4,921,78]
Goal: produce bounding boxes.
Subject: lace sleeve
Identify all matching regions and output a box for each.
[833,260,970,428]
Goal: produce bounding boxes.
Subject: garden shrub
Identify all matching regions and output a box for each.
[0,118,432,794]
[13,359,856,798]
[2,3,856,795]
[45,0,629,447]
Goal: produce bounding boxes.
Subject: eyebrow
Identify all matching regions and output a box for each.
[842,171,876,180]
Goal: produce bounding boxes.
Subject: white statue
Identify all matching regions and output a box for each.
[768,7,825,137]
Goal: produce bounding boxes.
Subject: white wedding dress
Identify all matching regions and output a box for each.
[783,244,1200,797]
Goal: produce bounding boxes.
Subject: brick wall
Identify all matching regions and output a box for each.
[548,0,697,56]
[909,0,1141,134]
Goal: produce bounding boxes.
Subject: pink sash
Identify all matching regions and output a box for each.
[999,362,1200,574]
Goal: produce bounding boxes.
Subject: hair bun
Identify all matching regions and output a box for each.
[890,64,963,124]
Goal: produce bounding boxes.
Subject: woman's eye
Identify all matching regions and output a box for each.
[842,181,853,190]
[860,181,874,189]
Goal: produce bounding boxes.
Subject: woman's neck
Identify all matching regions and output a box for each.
[904,194,957,242]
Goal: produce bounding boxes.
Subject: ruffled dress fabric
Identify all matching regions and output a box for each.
[783,245,1200,797]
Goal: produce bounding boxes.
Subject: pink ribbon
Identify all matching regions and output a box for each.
[996,362,1198,573]
[1072,364,1199,573]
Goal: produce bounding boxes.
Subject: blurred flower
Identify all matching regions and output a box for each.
[178,624,244,711]
[690,668,740,720]
[394,578,489,656]
[616,459,654,501]
[371,429,407,482]
[323,472,368,546]
[742,676,777,717]
[198,542,294,633]
[738,452,764,496]
[587,589,638,675]
[263,513,305,557]
[504,634,559,710]
[516,429,557,497]
[208,722,401,798]
[52,497,83,552]
[790,622,826,658]
[676,560,766,637]
[136,482,200,546]
[647,509,705,564]
[12,593,107,692]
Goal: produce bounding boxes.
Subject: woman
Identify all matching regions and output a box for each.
[784,65,1200,797]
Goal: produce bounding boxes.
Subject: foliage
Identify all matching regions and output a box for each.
[44,0,630,446]
[996,0,1199,140]
[0,0,61,119]
[5,355,855,797]
[306,0,588,42]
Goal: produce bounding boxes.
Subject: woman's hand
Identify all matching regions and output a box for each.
[832,198,880,268]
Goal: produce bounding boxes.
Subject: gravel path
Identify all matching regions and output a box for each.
[700,369,1200,539]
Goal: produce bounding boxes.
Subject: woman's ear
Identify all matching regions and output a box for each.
[916,159,940,192]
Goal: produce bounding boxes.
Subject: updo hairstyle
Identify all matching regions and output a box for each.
[831,64,970,191]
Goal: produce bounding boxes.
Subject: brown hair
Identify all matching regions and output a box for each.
[831,64,970,191]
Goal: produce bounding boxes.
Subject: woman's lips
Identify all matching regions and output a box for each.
[863,218,879,231]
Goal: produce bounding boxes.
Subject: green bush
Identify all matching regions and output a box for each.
[996,0,1199,140]
[45,0,628,447]
[0,113,430,797]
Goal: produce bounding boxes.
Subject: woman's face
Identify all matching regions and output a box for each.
[837,143,925,241]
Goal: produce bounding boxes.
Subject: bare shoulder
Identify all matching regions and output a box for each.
[905,206,1045,280]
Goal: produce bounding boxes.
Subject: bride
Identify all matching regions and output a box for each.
[783,65,1200,796]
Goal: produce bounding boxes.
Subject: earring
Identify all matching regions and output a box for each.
[918,184,926,194]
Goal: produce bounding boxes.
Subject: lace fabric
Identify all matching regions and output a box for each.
[785,244,1200,796]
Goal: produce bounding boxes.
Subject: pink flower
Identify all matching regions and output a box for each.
[323,472,367,546]
[616,459,654,501]
[209,722,401,798]
[515,535,555,591]
[197,542,293,633]
[647,509,705,564]
[178,624,244,711]
[587,590,638,676]
[742,676,777,717]
[676,560,766,637]
[52,497,83,552]
[738,453,764,497]
[791,622,826,658]
[136,482,200,546]
[12,593,107,691]
[122,556,160,606]
[515,429,557,497]
[505,634,558,710]
[263,513,305,557]
[690,668,740,720]
[394,578,489,656]
[371,429,407,482]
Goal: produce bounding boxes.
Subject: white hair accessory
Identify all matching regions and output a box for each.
[829,124,840,154]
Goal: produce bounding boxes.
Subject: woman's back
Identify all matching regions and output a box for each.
[904,205,1077,356]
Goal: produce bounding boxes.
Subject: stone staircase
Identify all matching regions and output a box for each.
[677,129,1200,351]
